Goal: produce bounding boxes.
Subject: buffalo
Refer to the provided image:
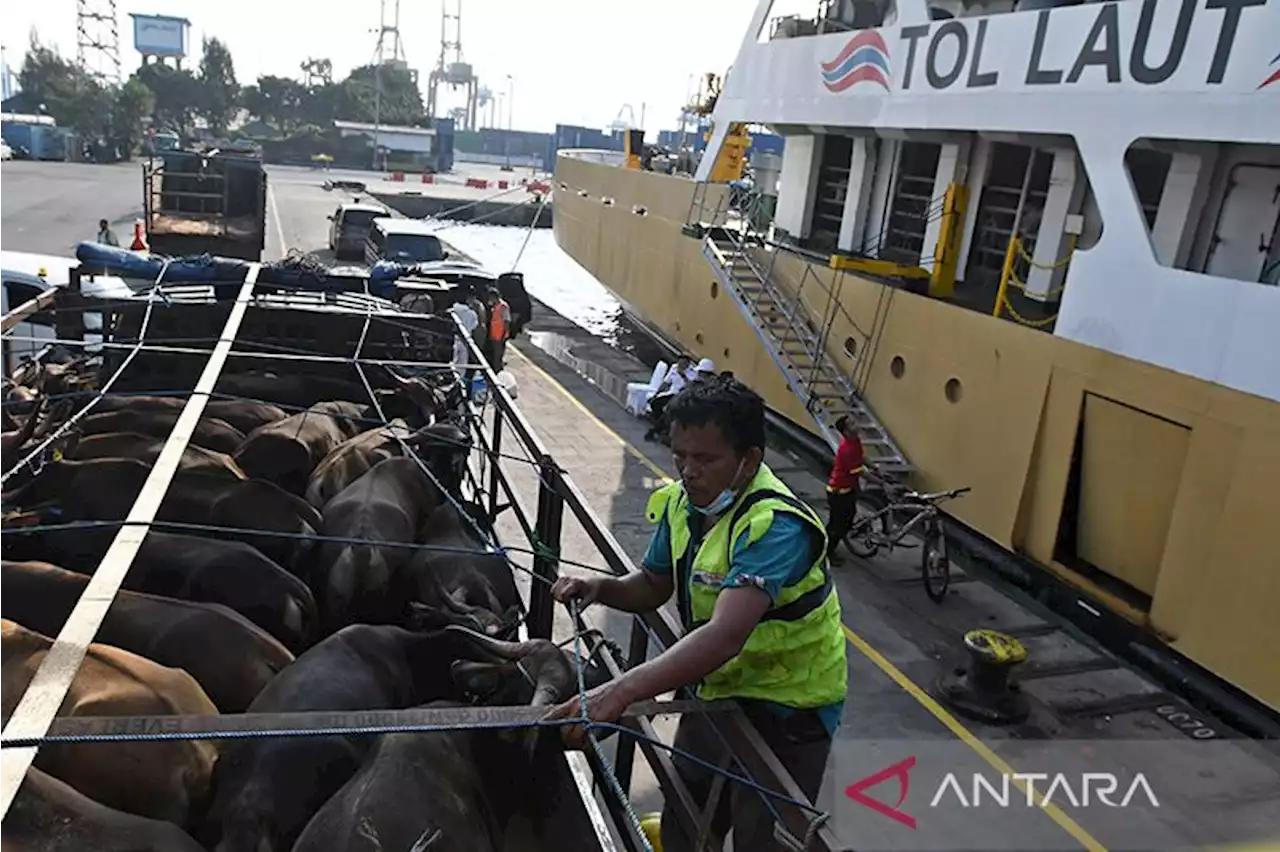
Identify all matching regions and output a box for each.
[5,768,206,852]
[63,431,247,479]
[2,560,294,712]
[314,456,443,631]
[5,457,323,573]
[90,393,288,435]
[234,400,370,496]
[200,624,483,852]
[0,527,316,652]
[303,420,413,509]
[403,502,524,637]
[76,409,246,455]
[1,619,218,827]
[292,628,610,852]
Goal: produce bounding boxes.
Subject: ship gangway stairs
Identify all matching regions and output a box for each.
[684,189,913,476]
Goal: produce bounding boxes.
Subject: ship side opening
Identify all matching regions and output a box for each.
[771,128,1103,331]
[1123,138,1280,287]
[1051,393,1197,614]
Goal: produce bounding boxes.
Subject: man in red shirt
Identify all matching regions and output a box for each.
[825,416,866,565]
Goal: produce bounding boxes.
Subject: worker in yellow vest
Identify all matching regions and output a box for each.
[546,377,847,852]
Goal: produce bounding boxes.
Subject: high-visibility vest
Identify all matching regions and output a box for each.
[488,299,510,341]
[645,463,848,708]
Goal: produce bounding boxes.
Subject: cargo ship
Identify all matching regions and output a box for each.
[552,0,1280,714]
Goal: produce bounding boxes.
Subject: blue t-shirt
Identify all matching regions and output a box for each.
[643,502,845,736]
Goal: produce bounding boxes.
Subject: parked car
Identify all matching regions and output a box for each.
[362,216,448,266]
[328,202,390,260]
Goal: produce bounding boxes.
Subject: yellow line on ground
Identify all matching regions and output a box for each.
[509,344,671,484]
[514,340,1105,851]
[842,625,1108,852]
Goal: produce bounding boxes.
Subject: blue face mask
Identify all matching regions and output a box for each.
[689,459,747,517]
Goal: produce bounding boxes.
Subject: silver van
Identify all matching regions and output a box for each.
[363,217,448,266]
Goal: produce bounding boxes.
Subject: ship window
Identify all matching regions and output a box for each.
[890,355,905,378]
[1123,147,1172,231]
[695,332,705,344]
[710,281,719,300]
[944,377,963,403]
[843,336,857,358]
[1128,139,1280,285]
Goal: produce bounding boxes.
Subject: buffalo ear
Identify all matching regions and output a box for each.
[497,605,524,639]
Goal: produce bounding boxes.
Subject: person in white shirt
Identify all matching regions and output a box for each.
[646,355,698,442]
[448,298,479,371]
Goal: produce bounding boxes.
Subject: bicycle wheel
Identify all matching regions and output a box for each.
[845,501,880,558]
[921,518,951,603]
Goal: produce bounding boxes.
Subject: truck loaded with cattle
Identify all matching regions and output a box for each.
[0,260,671,852]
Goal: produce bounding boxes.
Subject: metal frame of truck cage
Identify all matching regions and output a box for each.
[0,266,846,852]
[142,153,267,260]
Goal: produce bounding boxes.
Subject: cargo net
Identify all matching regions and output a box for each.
[0,260,838,852]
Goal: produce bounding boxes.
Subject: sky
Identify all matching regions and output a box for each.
[0,0,793,133]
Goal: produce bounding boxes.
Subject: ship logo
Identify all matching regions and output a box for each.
[1260,51,1280,89]
[821,30,891,92]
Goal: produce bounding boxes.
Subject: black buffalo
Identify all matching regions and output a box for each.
[2,560,294,712]
[6,768,206,852]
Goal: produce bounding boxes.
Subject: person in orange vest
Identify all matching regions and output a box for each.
[485,289,512,371]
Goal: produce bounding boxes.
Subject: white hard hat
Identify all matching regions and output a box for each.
[696,357,715,373]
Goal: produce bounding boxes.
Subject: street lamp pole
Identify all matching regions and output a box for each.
[503,74,514,170]
[372,62,383,171]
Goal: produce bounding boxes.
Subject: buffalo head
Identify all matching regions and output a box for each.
[405,590,521,641]
[442,626,612,709]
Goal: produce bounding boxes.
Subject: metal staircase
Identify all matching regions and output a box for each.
[686,187,913,475]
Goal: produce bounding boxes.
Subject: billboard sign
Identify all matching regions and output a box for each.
[130,14,190,58]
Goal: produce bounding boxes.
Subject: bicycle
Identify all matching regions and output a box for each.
[843,472,971,603]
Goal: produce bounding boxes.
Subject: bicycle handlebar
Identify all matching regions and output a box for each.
[902,486,971,504]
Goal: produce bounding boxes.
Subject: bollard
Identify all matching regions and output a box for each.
[422,173,434,184]
[498,180,509,190]
[936,629,1030,724]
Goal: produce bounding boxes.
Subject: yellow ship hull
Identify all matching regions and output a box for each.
[553,155,1280,714]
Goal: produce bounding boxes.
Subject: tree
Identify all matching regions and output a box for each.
[17,36,111,138]
[197,37,239,135]
[242,74,307,133]
[340,63,425,125]
[112,77,155,153]
[137,62,200,134]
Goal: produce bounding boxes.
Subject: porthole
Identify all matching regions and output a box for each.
[843,336,857,358]
[710,281,719,300]
[722,347,730,359]
[945,377,963,403]
[890,356,906,379]
[695,332,705,345]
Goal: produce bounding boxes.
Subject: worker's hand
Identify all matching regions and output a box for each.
[550,575,602,608]
[542,680,634,751]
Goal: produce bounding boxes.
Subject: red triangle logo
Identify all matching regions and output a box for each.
[844,755,917,829]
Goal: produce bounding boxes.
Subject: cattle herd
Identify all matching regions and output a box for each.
[1,353,611,852]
